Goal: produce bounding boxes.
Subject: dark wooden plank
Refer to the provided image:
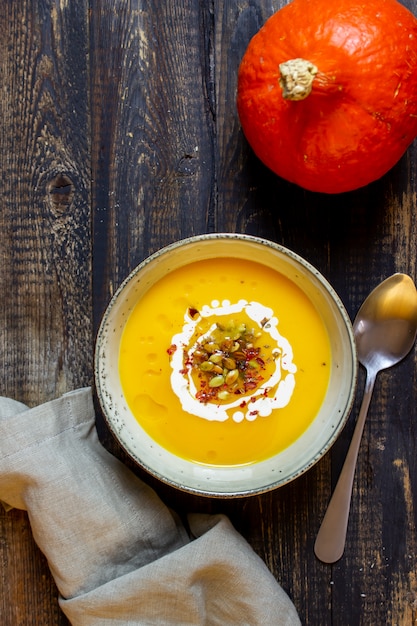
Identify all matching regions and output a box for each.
[91,0,216,329]
[0,0,90,623]
[0,0,91,404]
[329,150,417,625]
[0,509,65,626]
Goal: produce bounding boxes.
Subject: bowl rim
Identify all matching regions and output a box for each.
[94,233,358,497]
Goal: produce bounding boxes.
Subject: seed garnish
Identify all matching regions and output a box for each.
[187,320,271,404]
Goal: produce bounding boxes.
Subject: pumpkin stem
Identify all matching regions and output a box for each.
[279,58,318,101]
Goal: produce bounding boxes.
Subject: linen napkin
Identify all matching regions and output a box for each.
[0,387,300,625]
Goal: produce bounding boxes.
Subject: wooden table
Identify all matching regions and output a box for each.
[1,1,417,624]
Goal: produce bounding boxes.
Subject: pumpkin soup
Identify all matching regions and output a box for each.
[119,257,331,466]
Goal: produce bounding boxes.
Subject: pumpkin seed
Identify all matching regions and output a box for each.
[199,361,214,372]
[209,353,223,364]
[223,356,237,370]
[221,338,233,351]
[205,342,219,353]
[225,369,239,385]
[209,375,225,388]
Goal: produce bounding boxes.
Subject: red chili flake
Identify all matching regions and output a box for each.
[188,307,199,320]
[167,344,177,356]
[196,388,218,404]
[245,347,260,360]
[249,410,259,416]
[183,352,192,367]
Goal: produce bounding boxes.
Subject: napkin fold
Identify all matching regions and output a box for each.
[0,387,300,625]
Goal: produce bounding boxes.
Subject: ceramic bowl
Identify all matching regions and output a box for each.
[94,233,357,497]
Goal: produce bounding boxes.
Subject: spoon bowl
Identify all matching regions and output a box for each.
[314,273,417,563]
[355,273,417,371]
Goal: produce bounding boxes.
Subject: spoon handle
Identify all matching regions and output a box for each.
[314,372,376,563]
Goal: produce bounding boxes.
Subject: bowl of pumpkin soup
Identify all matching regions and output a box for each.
[95,233,357,497]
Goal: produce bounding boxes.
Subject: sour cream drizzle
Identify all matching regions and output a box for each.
[170,299,297,423]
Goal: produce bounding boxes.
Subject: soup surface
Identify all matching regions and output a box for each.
[119,257,331,466]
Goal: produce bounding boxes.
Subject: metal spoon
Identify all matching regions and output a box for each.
[314,273,417,564]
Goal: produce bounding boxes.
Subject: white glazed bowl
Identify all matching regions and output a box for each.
[94,233,357,497]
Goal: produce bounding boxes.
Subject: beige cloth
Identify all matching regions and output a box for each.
[0,387,300,625]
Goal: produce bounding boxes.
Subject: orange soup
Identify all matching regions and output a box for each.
[119,257,331,466]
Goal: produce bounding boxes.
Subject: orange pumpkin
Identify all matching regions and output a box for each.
[237,0,417,194]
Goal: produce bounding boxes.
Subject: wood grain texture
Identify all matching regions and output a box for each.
[1,0,417,624]
[91,0,215,325]
[0,0,91,404]
[0,0,89,623]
